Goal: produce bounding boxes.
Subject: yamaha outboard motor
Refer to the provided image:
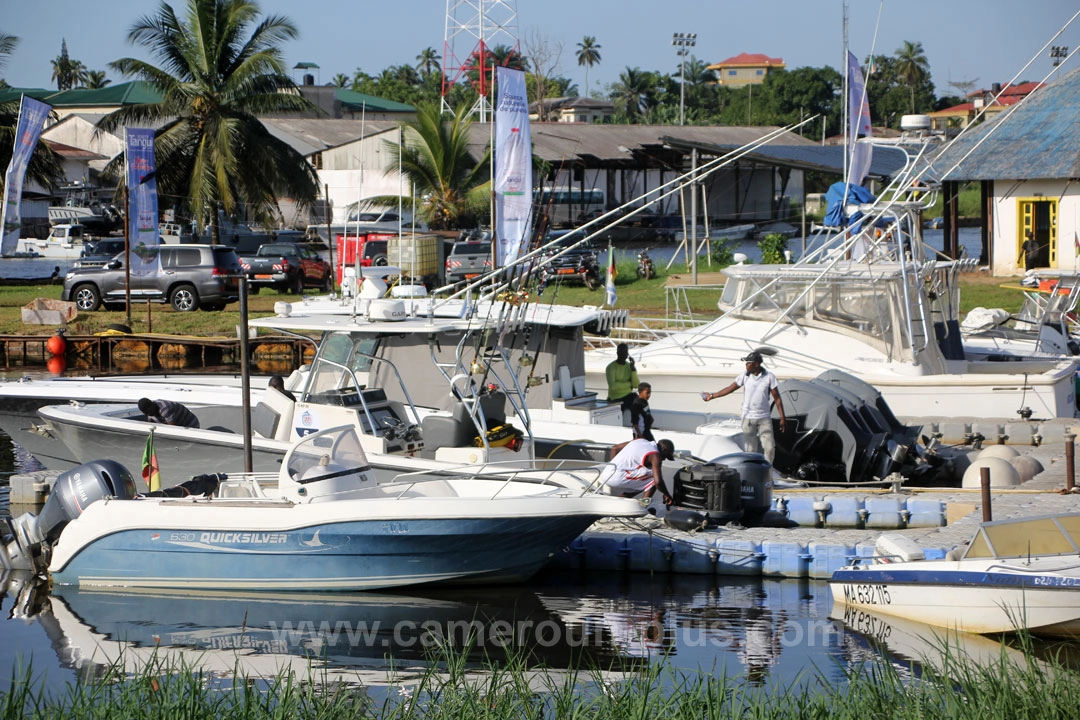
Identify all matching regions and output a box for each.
[712,452,773,525]
[0,460,137,573]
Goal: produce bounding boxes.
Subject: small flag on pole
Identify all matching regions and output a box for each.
[142,429,160,492]
[1073,231,1078,254]
[605,243,617,308]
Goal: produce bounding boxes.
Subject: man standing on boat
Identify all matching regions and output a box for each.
[702,351,786,464]
[599,437,674,505]
[605,343,639,423]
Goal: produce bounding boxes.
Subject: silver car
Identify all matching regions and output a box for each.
[62,244,242,312]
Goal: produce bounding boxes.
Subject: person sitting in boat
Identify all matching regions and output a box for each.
[605,343,640,422]
[138,398,200,429]
[267,374,296,402]
[599,437,674,505]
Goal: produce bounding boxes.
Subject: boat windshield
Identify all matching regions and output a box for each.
[963,515,1080,559]
[284,425,369,481]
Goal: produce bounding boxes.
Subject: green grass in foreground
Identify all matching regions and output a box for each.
[4,637,1079,719]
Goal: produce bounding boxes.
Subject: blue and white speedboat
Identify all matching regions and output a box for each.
[829,513,1080,637]
[0,425,643,592]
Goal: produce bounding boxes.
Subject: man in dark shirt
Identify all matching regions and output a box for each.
[630,382,654,441]
[138,398,200,428]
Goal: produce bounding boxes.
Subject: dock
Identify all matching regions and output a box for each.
[0,333,315,373]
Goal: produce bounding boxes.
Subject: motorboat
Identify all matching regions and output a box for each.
[582,170,1080,421]
[17,223,96,259]
[0,424,644,591]
[829,513,1080,637]
[960,272,1080,361]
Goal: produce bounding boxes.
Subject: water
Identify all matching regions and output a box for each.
[0,257,75,280]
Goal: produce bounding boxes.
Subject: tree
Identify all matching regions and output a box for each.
[50,39,86,91]
[377,102,489,230]
[416,47,441,78]
[332,73,349,88]
[0,32,17,89]
[609,67,658,122]
[895,40,930,112]
[576,36,601,97]
[100,0,320,241]
[84,70,111,89]
[523,29,565,120]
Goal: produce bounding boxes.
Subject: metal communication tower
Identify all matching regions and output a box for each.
[442,0,520,121]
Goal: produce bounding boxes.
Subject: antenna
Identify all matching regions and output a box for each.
[442,0,520,120]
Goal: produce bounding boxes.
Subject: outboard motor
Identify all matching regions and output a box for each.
[0,460,137,573]
[712,452,773,526]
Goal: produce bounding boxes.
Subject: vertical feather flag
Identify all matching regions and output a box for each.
[142,429,160,492]
[605,243,617,307]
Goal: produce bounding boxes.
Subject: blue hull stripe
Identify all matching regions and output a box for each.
[831,568,1080,590]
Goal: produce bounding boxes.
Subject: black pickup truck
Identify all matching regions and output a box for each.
[239,242,332,294]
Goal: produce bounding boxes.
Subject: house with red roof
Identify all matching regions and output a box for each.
[927,82,1043,132]
[706,53,785,87]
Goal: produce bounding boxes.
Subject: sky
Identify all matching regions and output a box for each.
[4,0,1080,98]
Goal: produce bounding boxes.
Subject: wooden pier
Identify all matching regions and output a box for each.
[0,333,316,374]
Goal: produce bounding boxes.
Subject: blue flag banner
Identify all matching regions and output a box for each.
[605,243,617,308]
[493,67,532,267]
[1,96,51,257]
[125,128,161,277]
[847,51,873,187]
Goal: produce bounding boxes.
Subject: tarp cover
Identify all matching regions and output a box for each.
[823,182,876,228]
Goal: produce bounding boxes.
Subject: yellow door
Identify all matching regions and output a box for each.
[1017,198,1058,268]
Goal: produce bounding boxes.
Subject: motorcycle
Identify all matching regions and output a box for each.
[636,247,655,280]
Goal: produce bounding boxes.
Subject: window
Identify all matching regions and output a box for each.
[170,248,202,267]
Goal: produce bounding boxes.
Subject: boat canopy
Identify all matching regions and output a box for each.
[964,514,1080,559]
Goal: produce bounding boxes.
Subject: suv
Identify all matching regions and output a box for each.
[62,244,242,312]
[73,238,127,268]
[445,235,493,284]
[539,230,600,290]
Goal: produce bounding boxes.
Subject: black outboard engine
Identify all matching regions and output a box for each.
[713,452,773,525]
[1,460,137,573]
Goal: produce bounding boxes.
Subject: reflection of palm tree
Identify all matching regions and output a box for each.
[576,36,601,96]
[99,0,320,243]
[895,40,929,112]
[416,47,442,78]
[377,103,489,231]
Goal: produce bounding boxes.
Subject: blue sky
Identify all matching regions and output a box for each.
[4,0,1079,97]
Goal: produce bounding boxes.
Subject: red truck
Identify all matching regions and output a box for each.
[239,242,332,294]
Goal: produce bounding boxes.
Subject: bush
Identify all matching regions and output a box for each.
[758,233,789,264]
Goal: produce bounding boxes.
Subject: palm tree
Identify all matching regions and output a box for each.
[100,0,320,242]
[610,67,655,121]
[415,47,441,78]
[576,36,601,97]
[895,40,929,112]
[332,73,349,88]
[84,70,111,89]
[0,32,17,89]
[50,39,85,91]
[376,103,489,231]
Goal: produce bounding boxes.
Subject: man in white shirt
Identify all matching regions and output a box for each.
[598,437,675,505]
[701,351,787,463]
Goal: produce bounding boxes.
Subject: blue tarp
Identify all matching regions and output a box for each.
[823,182,875,228]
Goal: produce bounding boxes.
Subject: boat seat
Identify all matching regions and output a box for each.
[421,392,506,449]
[253,386,296,441]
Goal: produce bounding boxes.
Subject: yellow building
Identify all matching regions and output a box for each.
[707,53,785,87]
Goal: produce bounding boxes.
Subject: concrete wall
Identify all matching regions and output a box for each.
[990,179,1080,276]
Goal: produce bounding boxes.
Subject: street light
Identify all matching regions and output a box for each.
[672,32,697,126]
[1051,45,1069,67]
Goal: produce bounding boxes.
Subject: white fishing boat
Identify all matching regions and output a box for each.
[829,513,1080,638]
[17,223,96,259]
[0,424,643,591]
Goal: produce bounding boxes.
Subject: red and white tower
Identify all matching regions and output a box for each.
[442,0,520,121]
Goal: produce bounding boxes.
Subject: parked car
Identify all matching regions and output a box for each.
[73,238,127,268]
[239,242,332,294]
[539,230,601,290]
[62,244,242,312]
[445,233,493,284]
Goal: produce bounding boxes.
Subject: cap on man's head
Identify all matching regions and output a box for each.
[741,351,763,364]
[656,439,675,461]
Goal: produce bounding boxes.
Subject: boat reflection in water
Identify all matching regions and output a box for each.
[3,570,639,692]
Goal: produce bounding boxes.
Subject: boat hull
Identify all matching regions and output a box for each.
[830,562,1080,637]
[50,495,625,592]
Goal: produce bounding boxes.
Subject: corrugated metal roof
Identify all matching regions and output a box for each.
[334,89,415,113]
[937,66,1080,181]
[0,87,57,103]
[47,81,163,107]
[670,141,910,179]
[260,118,399,155]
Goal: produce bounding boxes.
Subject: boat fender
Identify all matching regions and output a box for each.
[664,508,708,532]
[473,424,524,451]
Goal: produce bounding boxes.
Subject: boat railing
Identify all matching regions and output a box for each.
[301,353,423,440]
[379,459,608,500]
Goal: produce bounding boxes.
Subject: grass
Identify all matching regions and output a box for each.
[3,635,1079,719]
[0,261,1025,338]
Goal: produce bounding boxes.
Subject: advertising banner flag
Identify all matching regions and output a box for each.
[125,128,161,277]
[1,96,51,257]
[493,67,532,267]
[847,51,873,187]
